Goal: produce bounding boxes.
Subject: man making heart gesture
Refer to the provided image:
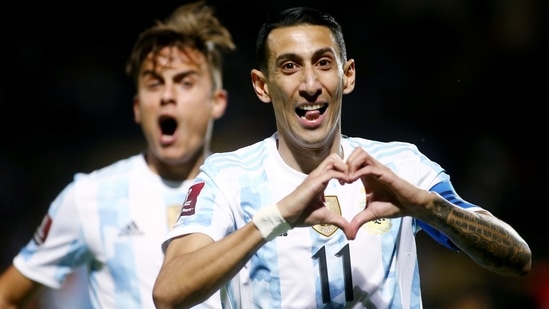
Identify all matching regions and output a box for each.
[153,6,531,309]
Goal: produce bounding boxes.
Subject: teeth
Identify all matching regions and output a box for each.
[299,104,323,110]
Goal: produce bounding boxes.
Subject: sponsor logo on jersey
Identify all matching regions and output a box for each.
[33,214,52,246]
[364,218,392,234]
[313,195,341,237]
[179,182,205,218]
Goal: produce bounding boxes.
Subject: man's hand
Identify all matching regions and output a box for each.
[277,152,351,230]
[344,147,432,239]
[277,147,434,240]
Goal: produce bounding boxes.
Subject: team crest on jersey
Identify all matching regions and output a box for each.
[167,205,181,230]
[178,182,205,219]
[313,195,341,237]
[364,218,392,234]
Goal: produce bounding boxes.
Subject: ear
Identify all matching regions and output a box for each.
[251,69,271,103]
[342,59,356,94]
[211,89,228,120]
[133,95,141,124]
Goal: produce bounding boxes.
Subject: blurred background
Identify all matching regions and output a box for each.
[1,0,547,308]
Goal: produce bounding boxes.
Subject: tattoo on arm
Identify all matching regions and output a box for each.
[432,198,529,274]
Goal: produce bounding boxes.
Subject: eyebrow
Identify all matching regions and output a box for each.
[275,47,336,63]
[140,69,200,81]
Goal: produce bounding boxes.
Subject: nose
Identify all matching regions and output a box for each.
[299,66,321,98]
[161,83,176,104]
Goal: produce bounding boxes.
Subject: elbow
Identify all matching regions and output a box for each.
[516,244,532,277]
[152,286,173,309]
[499,242,532,278]
[152,279,184,309]
[520,261,532,277]
[505,259,532,278]
[473,239,532,278]
[152,279,198,309]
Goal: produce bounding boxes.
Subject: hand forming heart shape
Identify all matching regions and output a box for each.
[277,146,433,240]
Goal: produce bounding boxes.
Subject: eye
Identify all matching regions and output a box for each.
[282,62,295,70]
[281,61,299,74]
[181,80,194,88]
[317,58,332,69]
[142,76,163,90]
[177,75,197,89]
[146,81,161,89]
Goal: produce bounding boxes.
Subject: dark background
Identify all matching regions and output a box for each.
[1,0,547,308]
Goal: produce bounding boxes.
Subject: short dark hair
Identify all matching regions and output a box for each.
[255,6,347,73]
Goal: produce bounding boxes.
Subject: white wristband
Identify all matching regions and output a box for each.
[252,204,292,241]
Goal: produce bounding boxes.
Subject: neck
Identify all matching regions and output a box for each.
[144,146,207,182]
[277,133,342,174]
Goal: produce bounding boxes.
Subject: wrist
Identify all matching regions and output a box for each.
[252,204,292,241]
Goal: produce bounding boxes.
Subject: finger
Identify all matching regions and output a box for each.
[313,155,351,184]
[324,153,350,175]
[345,149,376,178]
[323,213,351,234]
[349,208,378,230]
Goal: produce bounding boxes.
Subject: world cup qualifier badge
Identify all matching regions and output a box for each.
[178,182,205,219]
[313,195,342,237]
[33,214,53,246]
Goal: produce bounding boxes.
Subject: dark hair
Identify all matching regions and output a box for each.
[255,6,347,73]
[126,1,235,90]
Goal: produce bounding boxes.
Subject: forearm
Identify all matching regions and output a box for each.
[153,223,266,309]
[0,265,43,309]
[419,192,531,277]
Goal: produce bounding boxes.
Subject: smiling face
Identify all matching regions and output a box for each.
[134,46,226,178]
[251,24,355,165]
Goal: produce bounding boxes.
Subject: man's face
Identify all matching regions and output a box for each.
[134,46,225,165]
[262,24,354,149]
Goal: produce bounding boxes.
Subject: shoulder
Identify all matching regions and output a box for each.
[72,154,144,184]
[205,137,271,170]
[344,136,447,186]
[64,154,147,200]
[343,136,422,160]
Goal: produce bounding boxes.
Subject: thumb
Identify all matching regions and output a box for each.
[343,209,378,240]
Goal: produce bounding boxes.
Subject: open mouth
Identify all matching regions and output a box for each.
[159,116,177,135]
[295,103,328,117]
